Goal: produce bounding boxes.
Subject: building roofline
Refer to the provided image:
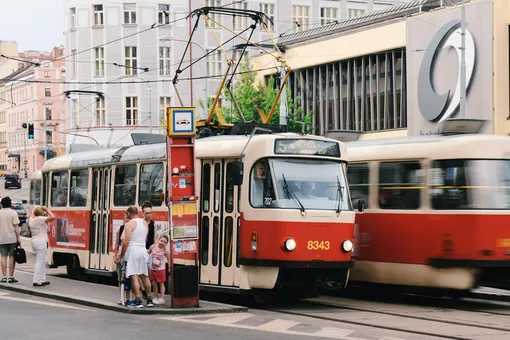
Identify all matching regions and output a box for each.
[277,0,462,48]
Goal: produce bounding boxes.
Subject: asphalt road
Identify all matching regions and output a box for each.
[0,290,445,340]
[0,177,30,203]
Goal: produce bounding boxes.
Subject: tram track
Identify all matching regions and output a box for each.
[266,294,510,340]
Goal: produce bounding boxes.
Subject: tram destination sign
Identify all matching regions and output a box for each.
[274,139,340,157]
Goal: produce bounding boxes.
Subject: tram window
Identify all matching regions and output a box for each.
[213,163,221,213]
[431,159,510,210]
[224,217,233,267]
[249,159,277,208]
[51,171,69,207]
[114,165,137,206]
[70,169,89,207]
[347,163,370,208]
[212,216,219,266]
[42,173,49,206]
[138,163,164,206]
[378,162,422,210]
[201,216,209,265]
[225,163,235,213]
[30,180,41,205]
[201,163,211,213]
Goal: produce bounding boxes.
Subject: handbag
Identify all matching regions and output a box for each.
[14,244,27,264]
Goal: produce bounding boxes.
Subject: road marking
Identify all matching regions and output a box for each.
[160,313,368,339]
[0,292,92,311]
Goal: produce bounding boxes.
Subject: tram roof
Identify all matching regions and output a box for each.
[41,133,344,172]
[346,134,510,161]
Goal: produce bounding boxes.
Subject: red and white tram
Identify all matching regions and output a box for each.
[346,134,510,293]
[38,132,358,298]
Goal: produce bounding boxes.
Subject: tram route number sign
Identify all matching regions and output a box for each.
[274,139,341,157]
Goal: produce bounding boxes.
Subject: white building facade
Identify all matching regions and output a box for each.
[63,0,408,148]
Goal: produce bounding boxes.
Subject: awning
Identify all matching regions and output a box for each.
[39,150,56,157]
[8,153,20,158]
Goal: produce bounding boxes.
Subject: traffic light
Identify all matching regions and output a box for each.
[28,123,34,139]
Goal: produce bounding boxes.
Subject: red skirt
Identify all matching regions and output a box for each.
[150,269,166,283]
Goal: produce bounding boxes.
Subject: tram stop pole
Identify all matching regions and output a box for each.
[166,107,199,308]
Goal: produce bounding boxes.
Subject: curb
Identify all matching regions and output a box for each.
[0,284,248,315]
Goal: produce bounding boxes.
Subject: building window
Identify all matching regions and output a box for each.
[233,1,248,30]
[160,96,171,123]
[46,131,53,145]
[292,5,310,32]
[126,96,138,126]
[206,49,222,76]
[158,4,170,24]
[71,50,77,79]
[348,9,365,19]
[321,7,338,26]
[159,47,171,76]
[96,97,106,126]
[44,71,50,78]
[70,7,76,29]
[123,3,136,24]
[45,106,52,120]
[45,87,51,97]
[93,4,104,25]
[205,0,221,27]
[95,47,104,77]
[259,3,275,32]
[125,47,137,75]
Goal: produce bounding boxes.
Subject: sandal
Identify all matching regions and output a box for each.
[33,282,44,287]
[1,278,6,283]
[42,282,50,286]
[8,277,18,283]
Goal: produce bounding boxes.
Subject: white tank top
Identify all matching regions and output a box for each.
[128,218,147,248]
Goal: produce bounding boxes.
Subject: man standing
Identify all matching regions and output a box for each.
[141,201,156,299]
[142,201,156,249]
[0,197,20,283]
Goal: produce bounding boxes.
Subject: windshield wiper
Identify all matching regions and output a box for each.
[282,174,305,213]
[336,175,344,214]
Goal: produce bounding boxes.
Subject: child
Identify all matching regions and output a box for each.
[148,235,170,305]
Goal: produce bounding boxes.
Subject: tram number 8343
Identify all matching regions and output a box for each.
[307,241,331,250]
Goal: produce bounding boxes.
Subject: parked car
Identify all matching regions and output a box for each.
[4,174,21,189]
[11,201,29,226]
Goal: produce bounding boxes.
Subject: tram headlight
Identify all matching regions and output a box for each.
[284,238,296,252]
[342,239,353,252]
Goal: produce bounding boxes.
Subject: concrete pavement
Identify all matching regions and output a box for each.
[0,270,246,315]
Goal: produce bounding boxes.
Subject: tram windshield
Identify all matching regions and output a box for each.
[250,158,352,211]
[430,159,510,210]
[30,180,41,205]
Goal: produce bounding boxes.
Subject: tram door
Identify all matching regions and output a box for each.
[89,167,112,270]
[199,159,240,287]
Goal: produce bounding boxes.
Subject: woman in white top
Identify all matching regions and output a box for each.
[28,206,55,287]
[118,206,154,308]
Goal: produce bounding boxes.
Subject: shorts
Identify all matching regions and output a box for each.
[116,263,123,283]
[150,269,166,283]
[0,243,17,257]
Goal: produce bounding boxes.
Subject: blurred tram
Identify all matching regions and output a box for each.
[346,134,510,293]
[36,132,358,299]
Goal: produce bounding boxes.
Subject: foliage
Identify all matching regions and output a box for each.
[199,58,313,134]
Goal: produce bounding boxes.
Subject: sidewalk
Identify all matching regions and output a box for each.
[0,270,247,315]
